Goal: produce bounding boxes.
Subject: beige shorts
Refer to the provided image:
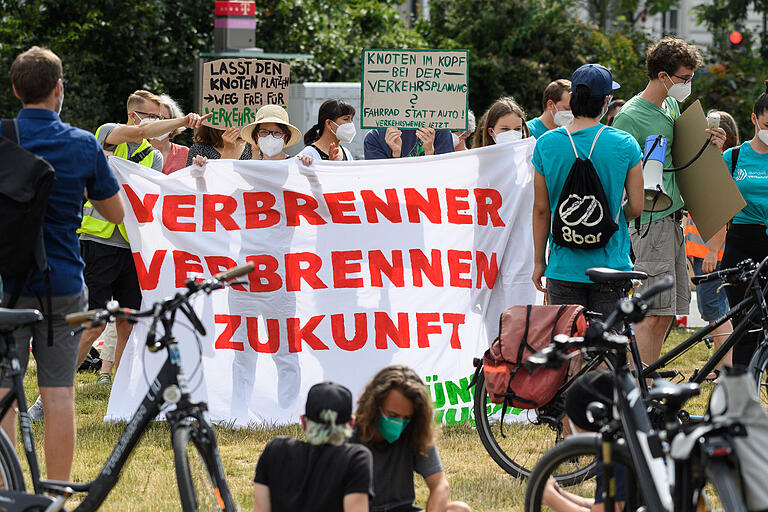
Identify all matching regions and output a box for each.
[629,215,690,316]
[98,321,118,363]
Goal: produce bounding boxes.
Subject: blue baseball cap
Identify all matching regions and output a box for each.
[571,64,620,97]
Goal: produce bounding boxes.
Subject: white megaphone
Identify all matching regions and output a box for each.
[642,135,673,212]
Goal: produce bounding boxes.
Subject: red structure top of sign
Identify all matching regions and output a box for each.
[214,1,256,17]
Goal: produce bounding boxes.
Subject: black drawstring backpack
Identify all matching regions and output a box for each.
[551,125,619,249]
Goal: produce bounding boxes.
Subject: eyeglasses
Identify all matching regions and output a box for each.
[668,72,694,85]
[60,78,67,91]
[134,110,166,121]
[257,129,285,138]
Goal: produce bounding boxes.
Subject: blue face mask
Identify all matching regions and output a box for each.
[377,415,410,444]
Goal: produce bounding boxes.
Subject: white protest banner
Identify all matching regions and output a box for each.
[202,58,290,129]
[105,141,536,426]
[361,49,469,130]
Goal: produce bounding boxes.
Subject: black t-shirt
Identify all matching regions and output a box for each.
[253,436,374,512]
[350,431,443,512]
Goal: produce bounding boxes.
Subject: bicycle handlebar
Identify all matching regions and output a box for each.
[690,258,755,285]
[65,262,255,328]
[525,276,673,370]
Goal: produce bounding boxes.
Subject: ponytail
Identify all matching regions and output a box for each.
[304,123,322,145]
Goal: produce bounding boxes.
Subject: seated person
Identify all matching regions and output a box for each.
[252,382,373,512]
[351,365,471,512]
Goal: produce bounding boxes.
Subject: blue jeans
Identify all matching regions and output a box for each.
[691,257,729,321]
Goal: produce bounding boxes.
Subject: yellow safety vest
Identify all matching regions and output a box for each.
[78,125,156,242]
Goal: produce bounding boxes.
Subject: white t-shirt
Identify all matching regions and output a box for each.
[298,144,354,161]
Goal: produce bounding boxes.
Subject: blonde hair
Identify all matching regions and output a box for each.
[126,90,162,114]
[158,93,186,137]
[305,410,353,446]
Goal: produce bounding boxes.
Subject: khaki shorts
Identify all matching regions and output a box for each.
[629,215,690,316]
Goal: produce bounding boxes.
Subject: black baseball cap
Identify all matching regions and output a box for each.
[305,381,353,425]
[571,63,620,97]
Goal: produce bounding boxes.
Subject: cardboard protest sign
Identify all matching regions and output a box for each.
[672,100,745,241]
[202,58,290,129]
[361,49,469,130]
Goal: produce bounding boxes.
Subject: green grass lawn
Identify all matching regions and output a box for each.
[14,327,717,511]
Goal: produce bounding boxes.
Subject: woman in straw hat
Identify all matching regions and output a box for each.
[191,105,312,167]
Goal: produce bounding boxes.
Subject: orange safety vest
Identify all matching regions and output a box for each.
[684,216,724,260]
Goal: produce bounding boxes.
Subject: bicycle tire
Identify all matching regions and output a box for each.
[749,341,768,412]
[172,423,236,512]
[0,426,24,492]
[524,434,640,512]
[473,371,596,484]
[701,458,747,512]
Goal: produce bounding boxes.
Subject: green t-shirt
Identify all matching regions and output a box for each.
[612,95,682,224]
[527,117,548,139]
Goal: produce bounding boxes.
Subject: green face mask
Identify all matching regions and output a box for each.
[377,415,410,443]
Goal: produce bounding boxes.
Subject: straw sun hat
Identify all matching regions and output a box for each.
[240,104,302,149]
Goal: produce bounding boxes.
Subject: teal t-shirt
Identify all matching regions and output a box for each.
[527,117,548,139]
[724,142,768,227]
[532,125,642,283]
[612,95,681,225]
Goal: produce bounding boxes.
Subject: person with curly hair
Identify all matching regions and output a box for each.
[351,365,471,512]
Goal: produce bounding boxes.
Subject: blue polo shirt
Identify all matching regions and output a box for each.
[1,108,120,296]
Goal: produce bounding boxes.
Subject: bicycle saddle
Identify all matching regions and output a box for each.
[648,379,700,412]
[585,267,648,284]
[0,308,43,331]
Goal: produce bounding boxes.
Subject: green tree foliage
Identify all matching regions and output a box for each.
[417,0,648,121]
[0,0,214,133]
[0,0,423,133]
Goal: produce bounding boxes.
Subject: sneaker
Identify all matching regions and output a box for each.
[28,395,43,423]
[96,373,112,385]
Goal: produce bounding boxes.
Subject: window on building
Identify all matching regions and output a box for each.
[662,9,679,35]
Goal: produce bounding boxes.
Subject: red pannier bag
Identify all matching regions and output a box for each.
[482,304,586,409]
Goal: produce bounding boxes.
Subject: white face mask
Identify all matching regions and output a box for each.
[664,75,692,103]
[138,116,170,141]
[258,135,285,157]
[552,106,574,127]
[332,121,356,143]
[758,129,768,146]
[493,129,523,144]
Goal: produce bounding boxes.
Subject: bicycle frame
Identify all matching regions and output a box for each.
[641,274,768,384]
[0,330,207,511]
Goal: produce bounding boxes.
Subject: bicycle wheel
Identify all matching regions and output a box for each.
[697,458,747,512]
[524,434,640,512]
[749,342,768,412]
[0,426,24,492]
[473,371,595,483]
[172,423,236,512]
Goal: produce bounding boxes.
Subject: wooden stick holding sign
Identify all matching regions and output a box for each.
[361,49,469,131]
[202,58,290,128]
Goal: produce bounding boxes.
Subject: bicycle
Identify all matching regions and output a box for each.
[523,280,748,512]
[0,262,254,511]
[473,257,768,481]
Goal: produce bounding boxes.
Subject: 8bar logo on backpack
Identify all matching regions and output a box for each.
[551,126,618,250]
[558,194,605,245]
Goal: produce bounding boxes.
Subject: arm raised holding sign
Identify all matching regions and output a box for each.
[106,110,211,147]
